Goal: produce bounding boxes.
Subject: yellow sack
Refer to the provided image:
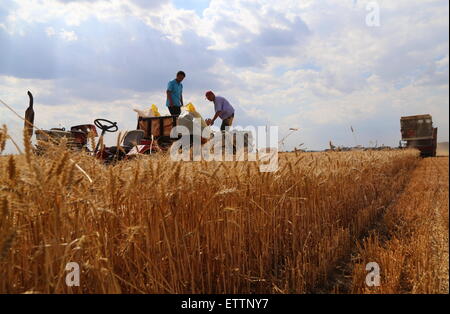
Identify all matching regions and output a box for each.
[185,103,207,128]
[151,104,161,117]
[185,103,194,113]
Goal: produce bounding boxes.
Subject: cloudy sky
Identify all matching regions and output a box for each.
[0,0,448,152]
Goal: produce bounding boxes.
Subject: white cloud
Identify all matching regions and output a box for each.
[45,26,77,41]
[45,26,56,36]
[59,29,77,41]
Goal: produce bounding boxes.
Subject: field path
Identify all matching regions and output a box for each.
[428,158,449,293]
[329,157,449,293]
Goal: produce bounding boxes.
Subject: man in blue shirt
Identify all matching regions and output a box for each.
[166,71,185,116]
[205,91,235,131]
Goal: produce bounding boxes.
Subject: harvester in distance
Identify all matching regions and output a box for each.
[400,114,437,157]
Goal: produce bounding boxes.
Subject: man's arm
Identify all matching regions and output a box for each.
[208,111,221,125]
[166,90,174,107]
[180,93,184,106]
[166,81,175,107]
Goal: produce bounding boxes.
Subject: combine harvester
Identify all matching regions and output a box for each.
[400,114,438,157]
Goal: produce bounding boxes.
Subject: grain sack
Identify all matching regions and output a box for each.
[185,103,208,128]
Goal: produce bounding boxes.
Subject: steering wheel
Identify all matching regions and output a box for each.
[94,119,118,133]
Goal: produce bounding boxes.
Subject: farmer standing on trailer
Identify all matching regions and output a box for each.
[166,71,185,116]
[205,91,235,131]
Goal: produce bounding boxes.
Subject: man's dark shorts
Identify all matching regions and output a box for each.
[220,113,234,131]
[169,106,181,116]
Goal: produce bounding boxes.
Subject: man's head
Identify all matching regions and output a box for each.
[205,90,215,101]
[176,71,186,83]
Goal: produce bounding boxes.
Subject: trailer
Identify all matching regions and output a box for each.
[400,114,437,157]
[137,115,179,151]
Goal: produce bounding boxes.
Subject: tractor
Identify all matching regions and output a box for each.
[24,92,252,163]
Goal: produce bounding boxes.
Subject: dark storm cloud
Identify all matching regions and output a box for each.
[56,0,169,8]
[57,0,106,2]
[0,16,221,102]
[0,26,60,79]
[219,17,311,68]
[130,0,168,9]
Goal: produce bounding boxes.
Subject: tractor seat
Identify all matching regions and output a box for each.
[108,130,144,155]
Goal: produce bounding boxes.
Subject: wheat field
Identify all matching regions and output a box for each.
[0,128,447,294]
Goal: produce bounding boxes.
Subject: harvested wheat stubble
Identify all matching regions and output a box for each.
[0,135,420,293]
[348,157,449,294]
